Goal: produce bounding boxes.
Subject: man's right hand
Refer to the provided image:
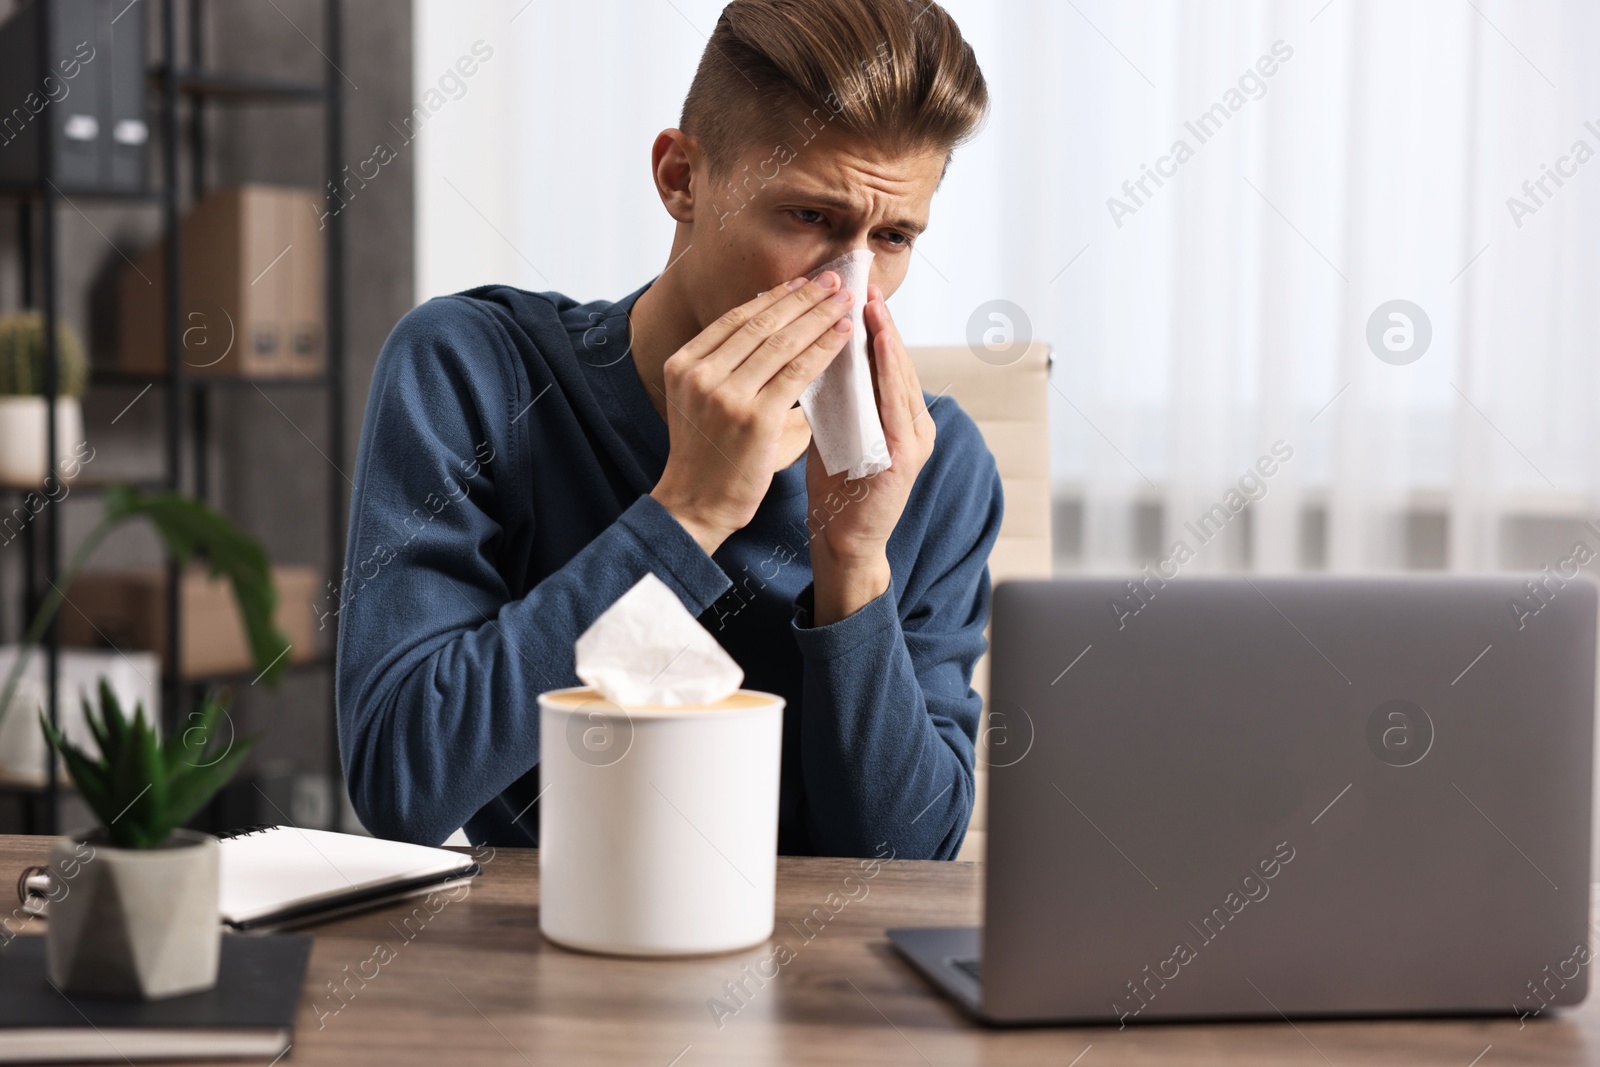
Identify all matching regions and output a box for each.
[650,270,855,557]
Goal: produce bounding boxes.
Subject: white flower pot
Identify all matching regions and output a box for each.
[45,828,221,999]
[0,395,84,487]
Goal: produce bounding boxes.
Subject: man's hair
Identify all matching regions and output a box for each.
[678,0,988,183]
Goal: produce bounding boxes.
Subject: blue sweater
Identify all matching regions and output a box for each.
[334,278,1004,859]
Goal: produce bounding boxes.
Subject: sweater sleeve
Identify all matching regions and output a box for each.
[335,298,732,846]
[787,407,1005,860]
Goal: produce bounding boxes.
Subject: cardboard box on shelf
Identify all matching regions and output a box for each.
[57,563,320,680]
[117,184,325,378]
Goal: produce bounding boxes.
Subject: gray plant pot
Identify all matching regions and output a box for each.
[45,828,221,999]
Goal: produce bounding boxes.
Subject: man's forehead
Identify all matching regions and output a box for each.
[745,137,941,224]
[771,130,941,183]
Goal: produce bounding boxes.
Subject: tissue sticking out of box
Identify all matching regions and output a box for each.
[798,248,891,481]
[574,572,744,707]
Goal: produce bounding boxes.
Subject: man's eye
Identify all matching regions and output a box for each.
[792,209,826,225]
[880,231,911,248]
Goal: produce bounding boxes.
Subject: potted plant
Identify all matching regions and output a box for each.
[0,310,88,487]
[39,679,254,998]
[0,486,290,999]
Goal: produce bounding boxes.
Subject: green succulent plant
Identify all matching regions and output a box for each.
[40,678,257,849]
[0,310,88,398]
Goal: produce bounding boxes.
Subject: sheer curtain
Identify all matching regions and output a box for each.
[413,0,1600,572]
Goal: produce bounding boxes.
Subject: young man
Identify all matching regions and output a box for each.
[335,0,999,859]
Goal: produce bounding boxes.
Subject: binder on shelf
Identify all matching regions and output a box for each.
[117,184,326,378]
[0,0,148,194]
[284,186,326,374]
[103,0,149,191]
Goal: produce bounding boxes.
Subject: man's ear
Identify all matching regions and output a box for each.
[652,128,698,224]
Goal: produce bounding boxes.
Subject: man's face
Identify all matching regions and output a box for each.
[685,120,946,327]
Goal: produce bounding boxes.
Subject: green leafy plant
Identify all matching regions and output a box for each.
[0,310,87,398]
[40,678,256,849]
[0,486,291,742]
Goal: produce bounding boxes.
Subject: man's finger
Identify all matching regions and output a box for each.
[870,307,910,448]
[706,273,847,382]
[876,297,925,426]
[678,277,816,365]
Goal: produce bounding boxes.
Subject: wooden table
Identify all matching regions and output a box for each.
[2,834,1597,1065]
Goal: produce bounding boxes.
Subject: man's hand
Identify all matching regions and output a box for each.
[650,272,855,556]
[805,282,936,625]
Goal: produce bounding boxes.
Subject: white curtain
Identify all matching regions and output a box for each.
[413,0,1600,576]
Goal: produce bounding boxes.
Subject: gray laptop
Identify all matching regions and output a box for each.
[889,575,1597,1025]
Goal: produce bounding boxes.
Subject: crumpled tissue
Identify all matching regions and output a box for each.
[797,248,891,481]
[574,572,744,707]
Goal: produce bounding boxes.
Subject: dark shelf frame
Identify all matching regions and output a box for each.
[0,476,169,495]
[89,367,332,389]
[181,651,333,688]
[5,0,348,834]
[0,185,162,203]
[151,64,327,104]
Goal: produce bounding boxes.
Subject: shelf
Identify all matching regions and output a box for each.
[6,0,349,836]
[151,65,326,104]
[180,652,332,687]
[0,475,169,495]
[91,368,330,389]
[0,769,72,794]
[0,183,160,203]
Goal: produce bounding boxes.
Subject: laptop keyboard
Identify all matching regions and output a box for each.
[951,956,982,983]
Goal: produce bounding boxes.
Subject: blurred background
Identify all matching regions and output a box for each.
[1,0,1597,846]
[0,0,408,835]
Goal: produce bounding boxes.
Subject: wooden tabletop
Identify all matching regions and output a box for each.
[2,834,1597,1066]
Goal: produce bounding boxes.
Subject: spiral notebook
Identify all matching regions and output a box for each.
[21,825,482,934]
[214,824,483,932]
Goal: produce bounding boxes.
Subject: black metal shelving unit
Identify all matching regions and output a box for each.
[2,0,346,834]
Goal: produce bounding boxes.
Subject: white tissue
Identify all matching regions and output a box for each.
[798,249,891,481]
[574,572,744,707]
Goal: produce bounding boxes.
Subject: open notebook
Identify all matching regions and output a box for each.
[214,824,482,932]
[22,825,481,934]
